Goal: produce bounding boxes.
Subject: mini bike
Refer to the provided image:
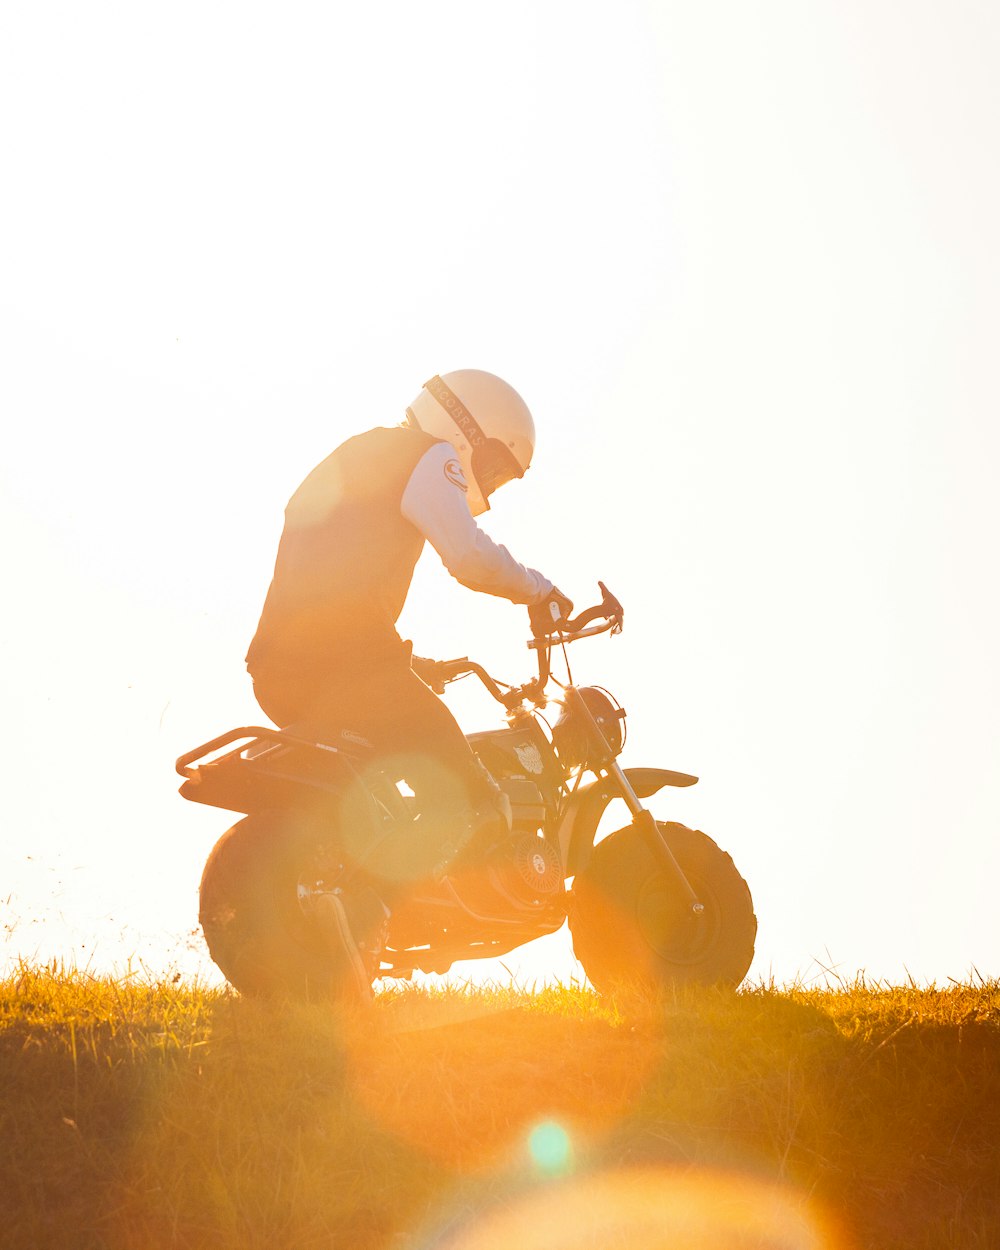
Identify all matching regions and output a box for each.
[177,584,756,998]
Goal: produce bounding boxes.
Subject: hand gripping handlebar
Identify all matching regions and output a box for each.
[528,581,624,648]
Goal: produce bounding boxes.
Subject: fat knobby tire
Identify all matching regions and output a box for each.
[569,821,757,992]
[199,812,341,1000]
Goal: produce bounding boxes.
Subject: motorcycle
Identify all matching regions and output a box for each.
[176,584,756,998]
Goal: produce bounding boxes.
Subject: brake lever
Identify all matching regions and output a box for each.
[598,580,624,634]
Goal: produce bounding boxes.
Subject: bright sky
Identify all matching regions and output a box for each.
[3,1,998,989]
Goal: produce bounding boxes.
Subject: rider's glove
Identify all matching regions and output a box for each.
[411,655,447,694]
[528,588,574,638]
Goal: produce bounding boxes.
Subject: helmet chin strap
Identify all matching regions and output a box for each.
[423,374,489,450]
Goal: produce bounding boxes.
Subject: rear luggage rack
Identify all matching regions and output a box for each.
[175,726,347,779]
[176,726,365,815]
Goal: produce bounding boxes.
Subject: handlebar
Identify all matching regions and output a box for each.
[525,616,617,651]
[421,583,623,712]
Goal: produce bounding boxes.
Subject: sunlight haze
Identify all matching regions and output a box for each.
[3,1,998,989]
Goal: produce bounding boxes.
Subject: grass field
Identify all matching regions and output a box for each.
[1,966,998,1249]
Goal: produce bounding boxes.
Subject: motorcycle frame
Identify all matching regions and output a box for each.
[177,586,707,978]
[439,589,706,916]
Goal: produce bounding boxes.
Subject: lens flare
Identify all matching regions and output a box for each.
[527,1121,572,1174]
[423,1165,847,1250]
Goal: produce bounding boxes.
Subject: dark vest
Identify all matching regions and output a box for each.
[246,425,441,675]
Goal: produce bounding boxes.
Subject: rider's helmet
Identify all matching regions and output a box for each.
[404,370,535,516]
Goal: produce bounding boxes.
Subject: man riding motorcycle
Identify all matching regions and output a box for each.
[245,369,573,998]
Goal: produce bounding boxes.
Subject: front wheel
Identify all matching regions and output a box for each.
[569,822,757,992]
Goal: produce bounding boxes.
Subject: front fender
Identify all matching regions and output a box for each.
[556,766,698,878]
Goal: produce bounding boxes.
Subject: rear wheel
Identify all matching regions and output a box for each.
[199,812,348,1000]
[569,821,756,992]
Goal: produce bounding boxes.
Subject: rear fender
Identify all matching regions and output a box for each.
[556,767,698,878]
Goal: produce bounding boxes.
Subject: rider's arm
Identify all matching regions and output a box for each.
[400,443,553,605]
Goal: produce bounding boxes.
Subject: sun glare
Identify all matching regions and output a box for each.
[423,1165,844,1250]
[3,0,999,992]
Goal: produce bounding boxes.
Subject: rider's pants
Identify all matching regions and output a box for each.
[250,654,505,900]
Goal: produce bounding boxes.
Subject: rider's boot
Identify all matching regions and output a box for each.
[425,762,512,879]
[462,774,513,859]
[307,885,390,1003]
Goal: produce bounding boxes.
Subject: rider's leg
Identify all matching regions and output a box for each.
[253,654,509,882]
[249,651,510,988]
[314,660,511,894]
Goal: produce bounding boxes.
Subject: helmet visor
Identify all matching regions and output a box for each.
[471,438,524,498]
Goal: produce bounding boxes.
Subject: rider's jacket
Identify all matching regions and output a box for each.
[246,425,552,676]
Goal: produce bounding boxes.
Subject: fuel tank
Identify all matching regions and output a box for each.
[467,719,564,813]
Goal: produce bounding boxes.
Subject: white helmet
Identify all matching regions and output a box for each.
[405,370,535,516]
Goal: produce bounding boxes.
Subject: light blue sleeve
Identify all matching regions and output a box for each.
[400,443,553,605]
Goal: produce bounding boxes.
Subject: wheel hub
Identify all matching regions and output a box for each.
[636,874,717,965]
